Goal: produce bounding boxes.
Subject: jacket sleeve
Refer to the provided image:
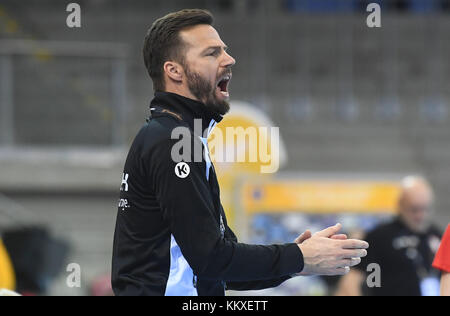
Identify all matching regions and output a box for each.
[148,137,304,282]
[223,225,294,291]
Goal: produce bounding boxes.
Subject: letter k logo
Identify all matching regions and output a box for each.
[175,162,190,179]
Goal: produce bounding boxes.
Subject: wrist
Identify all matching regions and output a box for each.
[296,243,305,273]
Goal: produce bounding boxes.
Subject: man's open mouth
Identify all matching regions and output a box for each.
[216,74,231,97]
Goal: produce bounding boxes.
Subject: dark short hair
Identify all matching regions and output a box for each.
[143,9,214,92]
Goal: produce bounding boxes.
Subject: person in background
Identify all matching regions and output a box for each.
[336,176,442,296]
[432,224,450,296]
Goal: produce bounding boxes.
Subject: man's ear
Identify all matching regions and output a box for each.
[163,61,183,83]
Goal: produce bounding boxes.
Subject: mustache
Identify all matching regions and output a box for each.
[216,69,232,81]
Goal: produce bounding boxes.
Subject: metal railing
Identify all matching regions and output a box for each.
[0,39,130,147]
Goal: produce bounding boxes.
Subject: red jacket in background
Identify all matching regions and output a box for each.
[433,224,450,273]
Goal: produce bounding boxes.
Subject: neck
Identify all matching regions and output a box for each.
[163,85,203,104]
[150,91,223,137]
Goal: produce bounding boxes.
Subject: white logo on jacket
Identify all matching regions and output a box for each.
[175,162,190,178]
[120,173,129,192]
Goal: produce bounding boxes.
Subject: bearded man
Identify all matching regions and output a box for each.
[111,9,368,296]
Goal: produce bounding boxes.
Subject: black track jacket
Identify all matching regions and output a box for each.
[112,92,304,296]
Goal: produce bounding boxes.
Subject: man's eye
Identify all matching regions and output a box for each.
[208,51,219,57]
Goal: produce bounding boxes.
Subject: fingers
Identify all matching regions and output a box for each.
[317,267,352,276]
[297,230,346,243]
[337,257,361,268]
[327,262,359,276]
[339,249,368,259]
[323,267,351,276]
[330,234,347,240]
[314,223,342,238]
[294,230,312,244]
[340,239,369,249]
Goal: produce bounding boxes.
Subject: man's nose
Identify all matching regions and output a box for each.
[222,51,236,68]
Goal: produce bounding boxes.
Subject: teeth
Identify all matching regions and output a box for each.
[218,75,231,83]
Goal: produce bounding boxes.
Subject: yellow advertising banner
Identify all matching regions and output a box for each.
[242,180,400,214]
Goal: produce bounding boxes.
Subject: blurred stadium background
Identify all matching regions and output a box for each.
[0,0,449,295]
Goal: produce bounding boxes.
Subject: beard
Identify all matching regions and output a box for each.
[184,66,230,116]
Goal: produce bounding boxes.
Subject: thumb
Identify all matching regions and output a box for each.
[295,230,312,244]
[314,223,342,238]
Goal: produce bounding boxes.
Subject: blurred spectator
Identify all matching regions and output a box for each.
[336,176,442,296]
[1,226,69,295]
[433,224,450,295]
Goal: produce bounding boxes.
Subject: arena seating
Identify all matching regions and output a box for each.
[0,0,449,295]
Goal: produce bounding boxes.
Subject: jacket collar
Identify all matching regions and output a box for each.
[150,92,223,138]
